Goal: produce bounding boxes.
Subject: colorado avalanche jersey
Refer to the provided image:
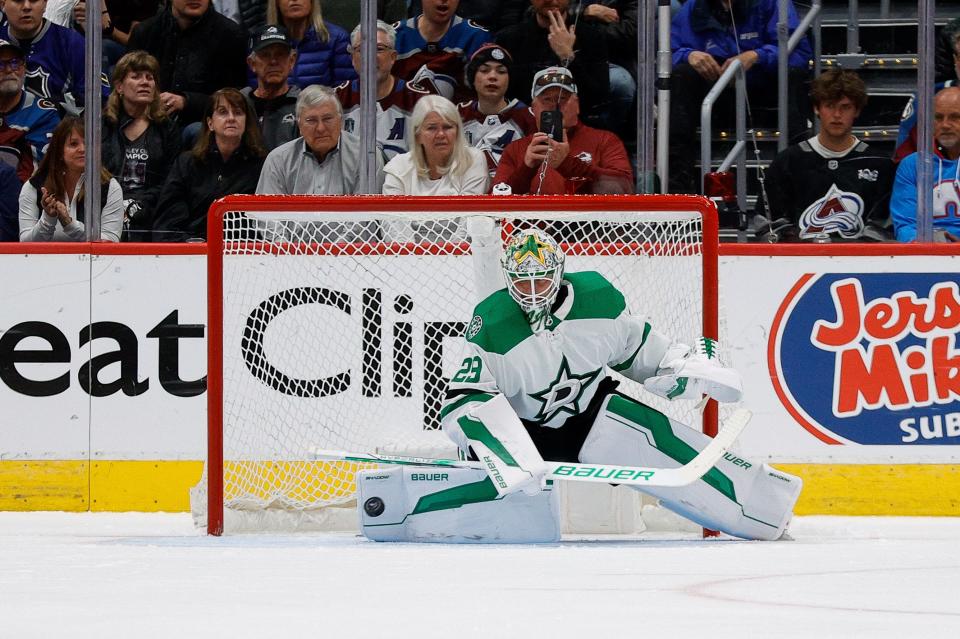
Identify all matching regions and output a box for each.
[392,15,491,101]
[337,78,434,159]
[0,19,110,110]
[763,137,895,241]
[0,91,59,182]
[890,153,960,242]
[459,99,536,176]
[440,272,672,432]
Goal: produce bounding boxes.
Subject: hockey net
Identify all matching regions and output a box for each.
[196,195,719,534]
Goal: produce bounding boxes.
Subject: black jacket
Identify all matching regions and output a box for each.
[128,5,249,125]
[573,1,638,74]
[152,144,264,242]
[101,110,182,233]
[495,11,609,116]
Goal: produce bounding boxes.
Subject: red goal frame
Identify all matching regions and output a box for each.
[204,194,720,535]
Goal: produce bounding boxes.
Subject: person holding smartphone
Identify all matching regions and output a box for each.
[492,66,632,196]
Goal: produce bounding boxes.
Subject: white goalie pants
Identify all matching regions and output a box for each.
[578,393,802,540]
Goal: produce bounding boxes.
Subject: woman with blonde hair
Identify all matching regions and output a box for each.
[102,50,181,240]
[264,0,356,88]
[153,88,266,241]
[19,116,123,242]
[382,95,490,196]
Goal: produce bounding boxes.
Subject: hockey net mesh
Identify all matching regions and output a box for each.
[197,203,714,532]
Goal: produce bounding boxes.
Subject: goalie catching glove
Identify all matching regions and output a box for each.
[643,337,743,403]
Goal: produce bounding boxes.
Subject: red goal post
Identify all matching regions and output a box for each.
[202,195,719,535]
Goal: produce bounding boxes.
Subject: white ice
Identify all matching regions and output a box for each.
[1,513,958,638]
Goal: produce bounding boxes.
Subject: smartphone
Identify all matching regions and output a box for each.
[539,109,564,142]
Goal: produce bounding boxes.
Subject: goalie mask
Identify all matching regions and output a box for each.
[501,229,565,313]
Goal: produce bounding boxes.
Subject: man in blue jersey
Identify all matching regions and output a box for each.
[1,0,109,112]
[891,87,960,243]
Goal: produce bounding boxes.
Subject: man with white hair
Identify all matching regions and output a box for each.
[336,20,435,160]
[256,84,385,195]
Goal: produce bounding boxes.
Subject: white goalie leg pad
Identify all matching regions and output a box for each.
[462,394,548,496]
[467,215,504,300]
[577,395,802,540]
[357,466,561,543]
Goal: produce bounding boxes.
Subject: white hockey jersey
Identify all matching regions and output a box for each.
[440,272,674,434]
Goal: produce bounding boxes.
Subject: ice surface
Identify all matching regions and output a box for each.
[0,513,958,638]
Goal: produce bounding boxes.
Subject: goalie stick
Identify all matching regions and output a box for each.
[313,408,751,488]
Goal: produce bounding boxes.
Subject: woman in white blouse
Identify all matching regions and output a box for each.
[382,95,490,197]
[19,116,123,242]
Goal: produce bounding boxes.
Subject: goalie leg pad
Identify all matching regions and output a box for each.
[577,394,802,541]
[357,466,561,543]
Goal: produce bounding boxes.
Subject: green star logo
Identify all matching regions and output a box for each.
[512,233,555,268]
[528,356,601,423]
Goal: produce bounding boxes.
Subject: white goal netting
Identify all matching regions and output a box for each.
[196,197,717,533]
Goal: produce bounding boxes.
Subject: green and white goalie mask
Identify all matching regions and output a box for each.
[501,229,565,316]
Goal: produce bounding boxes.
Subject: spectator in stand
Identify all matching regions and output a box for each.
[19,115,123,241]
[493,66,632,195]
[153,88,266,241]
[336,19,434,160]
[668,0,812,194]
[574,1,636,135]
[213,0,267,31]
[321,0,406,35]
[67,2,120,72]
[128,0,248,129]
[102,51,181,241]
[262,0,356,90]
[891,87,960,243]
[0,162,22,241]
[393,0,492,102]
[895,29,960,163]
[1,0,110,112]
[382,94,489,195]
[257,84,385,194]
[0,38,60,182]
[762,70,894,242]
[65,1,161,71]
[458,42,535,178]
[242,25,301,151]
[496,0,609,129]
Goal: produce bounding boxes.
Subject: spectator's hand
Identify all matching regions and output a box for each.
[721,50,760,74]
[546,130,570,169]
[583,4,619,23]
[546,10,576,61]
[40,187,71,225]
[688,51,722,82]
[524,132,553,168]
[160,92,186,115]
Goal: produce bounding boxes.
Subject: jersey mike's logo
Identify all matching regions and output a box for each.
[798,184,865,240]
[770,273,960,445]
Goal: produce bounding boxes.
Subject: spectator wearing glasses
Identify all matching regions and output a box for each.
[336,20,435,160]
[493,66,632,195]
[1,0,110,111]
[102,51,182,240]
[242,25,301,151]
[0,38,60,182]
[257,84,385,195]
[19,115,123,242]
[153,88,266,241]
[458,42,535,178]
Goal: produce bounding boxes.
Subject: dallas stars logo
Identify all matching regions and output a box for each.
[529,356,601,423]
[512,233,554,267]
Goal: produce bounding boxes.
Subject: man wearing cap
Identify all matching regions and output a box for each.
[1,0,110,111]
[0,38,59,182]
[392,0,492,102]
[492,65,632,195]
[495,0,609,126]
[458,42,536,178]
[336,20,434,160]
[242,25,300,151]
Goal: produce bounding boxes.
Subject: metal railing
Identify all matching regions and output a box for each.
[778,0,822,152]
[700,59,746,210]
